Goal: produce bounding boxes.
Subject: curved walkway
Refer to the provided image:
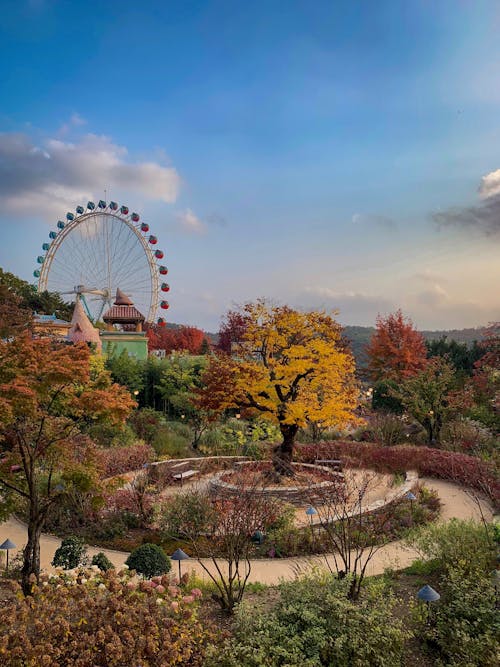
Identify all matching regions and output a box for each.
[0,478,494,585]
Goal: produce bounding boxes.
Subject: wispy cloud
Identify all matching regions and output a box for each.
[298,286,395,325]
[0,130,181,220]
[351,212,396,229]
[175,208,207,234]
[432,168,500,236]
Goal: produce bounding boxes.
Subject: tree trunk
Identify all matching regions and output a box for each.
[21,515,43,596]
[273,424,298,476]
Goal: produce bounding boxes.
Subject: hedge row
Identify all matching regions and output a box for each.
[296,442,499,507]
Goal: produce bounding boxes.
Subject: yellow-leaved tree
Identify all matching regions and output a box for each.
[196,301,359,475]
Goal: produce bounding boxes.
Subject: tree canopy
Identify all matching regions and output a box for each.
[0,335,134,594]
[197,301,358,474]
[367,309,428,383]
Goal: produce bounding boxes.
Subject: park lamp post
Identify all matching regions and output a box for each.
[0,539,16,572]
[417,584,440,622]
[306,506,317,527]
[406,491,417,520]
[171,548,189,583]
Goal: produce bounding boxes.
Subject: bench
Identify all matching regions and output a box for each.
[315,459,343,472]
[172,469,198,486]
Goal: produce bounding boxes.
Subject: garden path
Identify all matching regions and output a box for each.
[0,478,493,585]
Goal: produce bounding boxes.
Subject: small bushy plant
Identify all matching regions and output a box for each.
[125,543,171,578]
[51,536,88,570]
[91,552,114,571]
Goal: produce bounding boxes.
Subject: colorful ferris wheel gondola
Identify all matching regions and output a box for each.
[159,265,168,275]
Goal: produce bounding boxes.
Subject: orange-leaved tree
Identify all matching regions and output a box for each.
[196,301,358,476]
[0,335,134,595]
[367,309,428,383]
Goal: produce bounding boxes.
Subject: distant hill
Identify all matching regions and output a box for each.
[162,321,486,371]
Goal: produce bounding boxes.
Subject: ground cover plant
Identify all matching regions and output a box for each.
[205,573,409,666]
[407,519,499,666]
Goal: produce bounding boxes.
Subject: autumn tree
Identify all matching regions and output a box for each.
[395,357,470,446]
[0,336,134,595]
[197,301,358,476]
[0,284,33,338]
[472,322,500,415]
[0,267,73,320]
[216,309,250,353]
[147,324,208,355]
[367,309,427,383]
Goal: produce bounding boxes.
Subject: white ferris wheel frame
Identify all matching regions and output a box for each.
[37,209,161,323]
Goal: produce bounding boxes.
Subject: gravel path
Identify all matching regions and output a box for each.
[0,478,493,585]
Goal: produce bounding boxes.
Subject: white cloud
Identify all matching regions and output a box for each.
[478,168,500,199]
[0,130,181,220]
[175,208,207,234]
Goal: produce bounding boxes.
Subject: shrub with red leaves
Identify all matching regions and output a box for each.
[97,443,155,478]
[296,442,499,507]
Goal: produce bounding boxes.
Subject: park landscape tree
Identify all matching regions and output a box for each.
[367,309,428,383]
[0,335,134,595]
[197,301,358,475]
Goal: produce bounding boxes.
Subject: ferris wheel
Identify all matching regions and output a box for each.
[33,200,170,325]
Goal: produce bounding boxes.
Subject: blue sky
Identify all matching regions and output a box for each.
[0,0,499,330]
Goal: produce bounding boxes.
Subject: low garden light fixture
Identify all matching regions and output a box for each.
[251,530,264,545]
[0,538,16,571]
[406,491,417,520]
[305,506,317,526]
[417,584,440,621]
[170,548,189,582]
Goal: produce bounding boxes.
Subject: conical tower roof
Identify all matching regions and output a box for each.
[114,288,133,306]
[68,299,102,351]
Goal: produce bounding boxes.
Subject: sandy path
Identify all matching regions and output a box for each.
[0,478,493,585]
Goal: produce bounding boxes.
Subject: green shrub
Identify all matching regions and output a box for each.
[91,552,114,571]
[370,413,407,447]
[125,543,171,578]
[407,519,495,578]
[205,573,409,666]
[158,490,216,539]
[372,380,403,414]
[51,536,88,570]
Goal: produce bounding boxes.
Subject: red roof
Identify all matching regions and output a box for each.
[103,305,145,323]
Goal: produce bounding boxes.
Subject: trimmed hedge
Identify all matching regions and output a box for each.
[296,442,499,507]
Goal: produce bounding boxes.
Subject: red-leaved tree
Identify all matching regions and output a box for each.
[0,336,134,595]
[367,309,428,383]
[148,325,209,355]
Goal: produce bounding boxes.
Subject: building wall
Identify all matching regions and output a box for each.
[100,332,148,360]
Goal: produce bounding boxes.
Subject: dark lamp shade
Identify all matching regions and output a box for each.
[417,585,440,602]
[171,548,189,561]
[0,539,16,550]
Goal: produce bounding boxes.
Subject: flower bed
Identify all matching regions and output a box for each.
[296,442,499,507]
[209,462,343,506]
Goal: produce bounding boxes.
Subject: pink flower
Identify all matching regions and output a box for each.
[190,588,203,599]
[170,601,179,611]
[182,595,195,604]
[156,585,165,594]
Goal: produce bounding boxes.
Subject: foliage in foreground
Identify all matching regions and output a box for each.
[206,574,409,666]
[409,519,499,666]
[0,568,211,667]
